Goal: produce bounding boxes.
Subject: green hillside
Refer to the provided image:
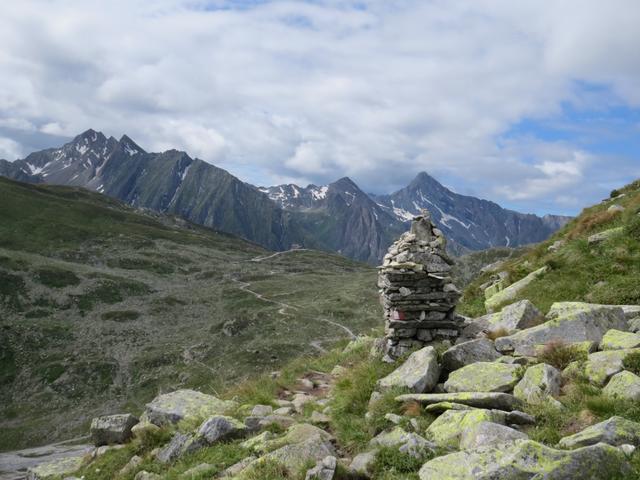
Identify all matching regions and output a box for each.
[0,177,381,451]
[459,179,640,317]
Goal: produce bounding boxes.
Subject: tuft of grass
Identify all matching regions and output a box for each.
[623,351,640,376]
[371,446,427,480]
[237,459,291,480]
[537,341,588,370]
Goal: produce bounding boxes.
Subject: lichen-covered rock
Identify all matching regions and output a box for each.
[582,349,640,386]
[600,329,640,350]
[26,456,84,480]
[629,317,640,333]
[495,303,627,356]
[465,300,544,337]
[588,227,624,245]
[251,404,273,416]
[444,362,522,393]
[90,413,138,446]
[264,423,333,452]
[559,416,640,448]
[134,471,161,480]
[119,455,143,476]
[485,267,548,313]
[425,409,506,449]
[144,389,237,426]
[131,421,160,440]
[513,363,561,404]
[441,339,501,372]
[305,455,337,480]
[418,440,630,479]
[377,346,440,393]
[424,401,476,414]
[398,435,437,460]
[219,456,257,478]
[396,392,521,411]
[197,415,247,444]
[603,371,640,401]
[260,435,336,473]
[458,421,528,451]
[370,427,434,450]
[241,431,274,453]
[350,450,378,476]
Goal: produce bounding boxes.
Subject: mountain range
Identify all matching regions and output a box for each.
[0,129,570,263]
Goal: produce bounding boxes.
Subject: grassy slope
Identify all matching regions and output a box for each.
[0,178,381,451]
[459,179,640,317]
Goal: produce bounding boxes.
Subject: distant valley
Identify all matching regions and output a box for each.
[0,129,570,263]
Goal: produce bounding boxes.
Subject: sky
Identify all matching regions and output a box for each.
[0,0,639,215]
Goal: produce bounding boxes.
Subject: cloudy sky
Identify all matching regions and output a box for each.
[1,0,639,215]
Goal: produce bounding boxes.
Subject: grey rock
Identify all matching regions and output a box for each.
[513,363,561,404]
[377,346,440,393]
[459,421,528,450]
[418,440,631,479]
[559,416,640,448]
[261,435,336,473]
[426,409,507,449]
[444,362,522,393]
[90,413,138,446]
[485,267,548,313]
[396,392,521,411]
[144,389,236,427]
[219,456,257,477]
[350,450,378,476]
[588,227,624,245]
[197,415,246,444]
[398,435,437,460]
[118,455,142,476]
[465,300,544,337]
[495,303,627,356]
[25,456,85,480]
[156,433,191,464]
[603,371,640,401]
[441,338,501,372]
[305,455,337,480]
[134,472,161,480]
[251,404,273,416]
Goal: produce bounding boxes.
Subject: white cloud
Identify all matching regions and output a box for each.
[0,0,638,214]
[0,137,24,160]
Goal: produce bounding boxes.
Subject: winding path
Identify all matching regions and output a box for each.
[250,248,310,262]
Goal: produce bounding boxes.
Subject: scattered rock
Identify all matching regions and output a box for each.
[396,392,521,411]
[118,455,142,476]
[292,393,316,413]
[465,300,544,337]
[155,433,191,464]
[241,431,274,453]
[219,456,257,477]
[424,401,476,414]
[601,329,640,350]
[441,338,501,372]
[559,416,640,448]
[458,421,528,450]
[305,455,337,480]
[629,317,640,333]
[144,389,236,427]
[398,435,437,460]
[180,463,214,478]
[350,450,378,476]
[513,363,561,404]
[197,415,247,444]
[384,413,404,424]
[260,435,336,473]
[134,471,161,480]
[257,415,296,429]
[251,405,273,416]
[588,227,624,245]
[131,421,160,439]
[90,413,138,446]
[444,362,522,393]
[300,378,315,390]
[418,440,631,479]
[273,406,293,416]
[370,427,435,452]
[582,348,640,386]
[310,411,331,424]
[603,371,640,401]
[377,346,440,393]
[331,365,348,377]
[485,267,548,313]
[495,303,627,356]
[608,204,625,213]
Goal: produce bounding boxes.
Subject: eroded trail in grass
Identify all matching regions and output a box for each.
[249,248,310,262]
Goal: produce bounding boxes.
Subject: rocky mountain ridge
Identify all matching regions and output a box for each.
[0,129,569,263]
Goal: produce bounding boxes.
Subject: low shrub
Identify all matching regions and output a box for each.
[537,340,588,370]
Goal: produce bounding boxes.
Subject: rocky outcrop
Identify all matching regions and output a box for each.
[378,211,463,357]
[600,329,640,350]
[425,409,507,449]
[513,363,561,405]
[463,300,544,337]
[458,421,528,450]
[441,339,502,372]
[485,267,548,312]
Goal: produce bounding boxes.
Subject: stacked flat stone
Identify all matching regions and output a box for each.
[378,210,463,358]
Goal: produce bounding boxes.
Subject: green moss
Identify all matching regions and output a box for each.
[33,267,81,288]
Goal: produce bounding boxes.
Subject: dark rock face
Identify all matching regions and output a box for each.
[90,413,138,446]
[378,210,463,357]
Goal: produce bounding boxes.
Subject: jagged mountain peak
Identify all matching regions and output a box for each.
[72,128,107,145]
[119,134,146,156]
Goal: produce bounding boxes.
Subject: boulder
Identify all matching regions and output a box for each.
[90,413,138,446]
[292,393,316,413]
[582,349,640,386]
[370,427,435,451]
[464,300,544,337]
[513,363,561,404]
[601,329,640,350]
[588,227,624,245]
[444,362,522,393]
[495,303,627,356]
[350,450,378,476]
[377,346,440,393]
[559,416,640,448]
[144,389,236,426]
[261,435,336,473]
[485,267,547,313]
[197,415,246,444]
[620,306,640,320]
[441,339,502,372]
[398,435,437,460]
[458,421,528,450]
[305,455,337,480]
[425,409,506,449]
[134,472,161,480]
[131,421,160,440]
[241,431,274,453]
[629,317,640,333]
[418,440,630,479]
[603,371,640,401]
[219,456,257,477]
[425,401,476,414]
[26,456,84,480]
[396,392,521,411]
[251,404,273,416]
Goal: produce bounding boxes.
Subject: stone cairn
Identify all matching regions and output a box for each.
[378,210,463,358]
